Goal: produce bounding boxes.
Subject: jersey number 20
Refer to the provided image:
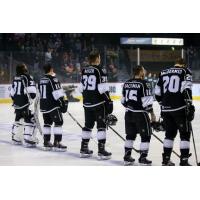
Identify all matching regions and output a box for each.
[163,75,180,93]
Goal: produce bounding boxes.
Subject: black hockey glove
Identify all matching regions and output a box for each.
[186,104,195,122]
[59,98,68,113]
[106,114,118,126]
[151,119,165,132]
[105,100,113,115]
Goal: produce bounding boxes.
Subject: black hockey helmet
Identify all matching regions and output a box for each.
[106,114,118,126]
[151,119,165,132]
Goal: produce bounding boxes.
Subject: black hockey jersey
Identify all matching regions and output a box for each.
[10,74,36,109]
[121,78,153,112]
[79,65,111,107]
[39,74,65,113]
[155,66,192,112]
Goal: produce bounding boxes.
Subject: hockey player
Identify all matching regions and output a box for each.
[121,65,156,165]
[155,58,195,166]
[39,64,68,151]
[10,63,38,147]
[79,49,113,160]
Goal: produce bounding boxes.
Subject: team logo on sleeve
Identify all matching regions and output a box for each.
[146,82,151,88]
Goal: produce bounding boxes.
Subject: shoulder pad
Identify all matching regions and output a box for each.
[186,67,192,74]
[101,68,107,74]
[53,77,59,82]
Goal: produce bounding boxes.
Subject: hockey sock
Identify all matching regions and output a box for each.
[44,134,51,143]
[124,147,132,157]
[54,134,62,143]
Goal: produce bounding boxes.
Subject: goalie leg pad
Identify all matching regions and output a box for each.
[12,121,24,145]
[24,123,38,147]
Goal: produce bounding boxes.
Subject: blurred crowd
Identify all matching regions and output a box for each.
[0,34,120,83]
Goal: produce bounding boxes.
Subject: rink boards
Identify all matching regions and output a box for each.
[1,82,200,103]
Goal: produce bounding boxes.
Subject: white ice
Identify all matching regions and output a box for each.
[0,100,200,166]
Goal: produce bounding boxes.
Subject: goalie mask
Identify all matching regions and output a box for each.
[106,114,118,126]
[151,119,165,132]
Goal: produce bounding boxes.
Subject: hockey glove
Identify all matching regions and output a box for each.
[151,119,165,132]
[106,114,118,126]
[186,104,195,121]
[105,100,113,114]
[59,99,68,113]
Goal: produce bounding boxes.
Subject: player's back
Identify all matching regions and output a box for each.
[157,66,192,111]
[81,65,105,107]
[39,74,61,113]
[123,78,151,112]
[11,74,33,109]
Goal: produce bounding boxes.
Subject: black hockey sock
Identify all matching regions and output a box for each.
[81,139,90,150]
[98,139,106,151]
[180,148,190,158]
[124,147,132,157]
[163,147,172,158]
[139,151,148,159]
[98,139,106,144]
[54,134,62,143]
[44,134,51,143]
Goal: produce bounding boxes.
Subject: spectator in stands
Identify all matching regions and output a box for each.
[45,48,53,63]
[107,64,118,82]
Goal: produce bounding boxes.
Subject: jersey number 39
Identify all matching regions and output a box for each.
[82,75,96,90]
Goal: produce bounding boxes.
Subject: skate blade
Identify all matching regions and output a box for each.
[38,146,53,151]
[12,141,23,145]
[124,161,135,166]
[23,143,37,148]
[80,153,93,158]
[53,147,67,152]
[162,164,175,166]
[139,163,152,166]
[97,155,111,160]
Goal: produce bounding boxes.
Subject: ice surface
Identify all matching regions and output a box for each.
[0,101,200,166]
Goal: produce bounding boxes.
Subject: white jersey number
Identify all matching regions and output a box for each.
[13,81,21,95]
[40,85,47,99]
[82,75,96,91]
[125,90,137,101]
[163,75,180,93]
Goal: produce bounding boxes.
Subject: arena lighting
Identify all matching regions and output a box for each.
[120,37,184,46]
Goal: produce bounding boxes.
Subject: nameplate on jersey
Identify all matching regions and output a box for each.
[84,68,95,73]
[124,83,141,89]
[161,69,182,75]
[40,79,49,84]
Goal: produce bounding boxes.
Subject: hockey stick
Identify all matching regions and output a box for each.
[21,78,43,135]
[189,122,200,166]
[67,111,83,129]
[67,111,98,145]
[108,125,140,153]
[152,132,180,158]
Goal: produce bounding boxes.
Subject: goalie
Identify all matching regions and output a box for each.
[10,63,38,147]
